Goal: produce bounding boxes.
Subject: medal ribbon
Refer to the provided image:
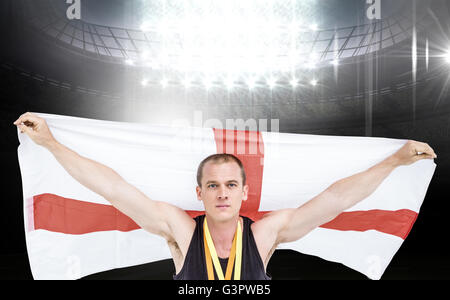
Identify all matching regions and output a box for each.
[203,217,242,280]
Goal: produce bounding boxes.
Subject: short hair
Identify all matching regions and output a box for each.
[196,153,246,187]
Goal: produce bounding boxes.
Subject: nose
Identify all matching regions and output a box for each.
[217,185,229,200]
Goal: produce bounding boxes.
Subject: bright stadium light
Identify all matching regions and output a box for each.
[125,59,134,66]
[203,77,213,90]
[289,78,298,88]
[182,78,191,88]
[160,78,169,88]
[289,21,300,35]
[140,50,150,61]
[309,23,318,31]
[225,77,235,90]
[310,79,318,86]
[137,0,317,75]
[157,22,169,36]
[246,77,257,90]
[267,77,277,89]
[140,21,151,32]
[330,59,340,66]
[446,50,450,63]
[306,62,316,69]
[141,79,149,87]
[306,53,319,69]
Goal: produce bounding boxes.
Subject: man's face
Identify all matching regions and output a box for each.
[196,161,248,222]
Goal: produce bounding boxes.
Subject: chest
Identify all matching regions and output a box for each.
[173,218,271,280]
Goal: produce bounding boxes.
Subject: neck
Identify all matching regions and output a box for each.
[205,214,241,257]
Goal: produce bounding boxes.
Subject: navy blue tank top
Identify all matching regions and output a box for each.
[173,215,271,280]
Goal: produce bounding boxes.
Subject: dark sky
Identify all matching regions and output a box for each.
[53,0,414,29]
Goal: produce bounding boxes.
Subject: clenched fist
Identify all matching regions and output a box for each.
[14,112,56,148]
[391,140,437,166]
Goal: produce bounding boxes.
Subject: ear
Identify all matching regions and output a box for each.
[196,186,202,201]
[242,184,249,202]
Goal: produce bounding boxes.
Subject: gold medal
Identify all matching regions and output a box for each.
[203,217,242,280]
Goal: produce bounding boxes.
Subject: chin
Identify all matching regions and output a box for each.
[208,209,239,222]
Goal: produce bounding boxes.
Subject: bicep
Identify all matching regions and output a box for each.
[107,180,194,242]
[252,190,342,265]
[275,189,341,244]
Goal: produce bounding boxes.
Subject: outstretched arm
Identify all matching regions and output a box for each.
[253,140,437,265]
[14,113,194,244]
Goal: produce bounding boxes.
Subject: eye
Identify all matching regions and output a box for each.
[228,183,237,188]
[208,184,217,188]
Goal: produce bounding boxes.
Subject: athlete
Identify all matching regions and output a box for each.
[14,112,437,280]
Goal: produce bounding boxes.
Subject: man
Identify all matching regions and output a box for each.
[14,112,437,280]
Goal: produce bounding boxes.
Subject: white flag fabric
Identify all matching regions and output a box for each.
[17,113,436,280]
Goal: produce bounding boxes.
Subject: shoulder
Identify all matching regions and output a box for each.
[156,203,196,249]
[251,209,296,236]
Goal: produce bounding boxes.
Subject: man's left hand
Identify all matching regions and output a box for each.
[390,140,437,167]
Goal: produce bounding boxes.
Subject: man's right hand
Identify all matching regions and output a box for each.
[14,112,57,149]
[13,112,195,271]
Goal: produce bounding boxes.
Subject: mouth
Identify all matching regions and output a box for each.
[216,205,231,209]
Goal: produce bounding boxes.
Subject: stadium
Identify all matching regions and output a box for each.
[1,0,449,280]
